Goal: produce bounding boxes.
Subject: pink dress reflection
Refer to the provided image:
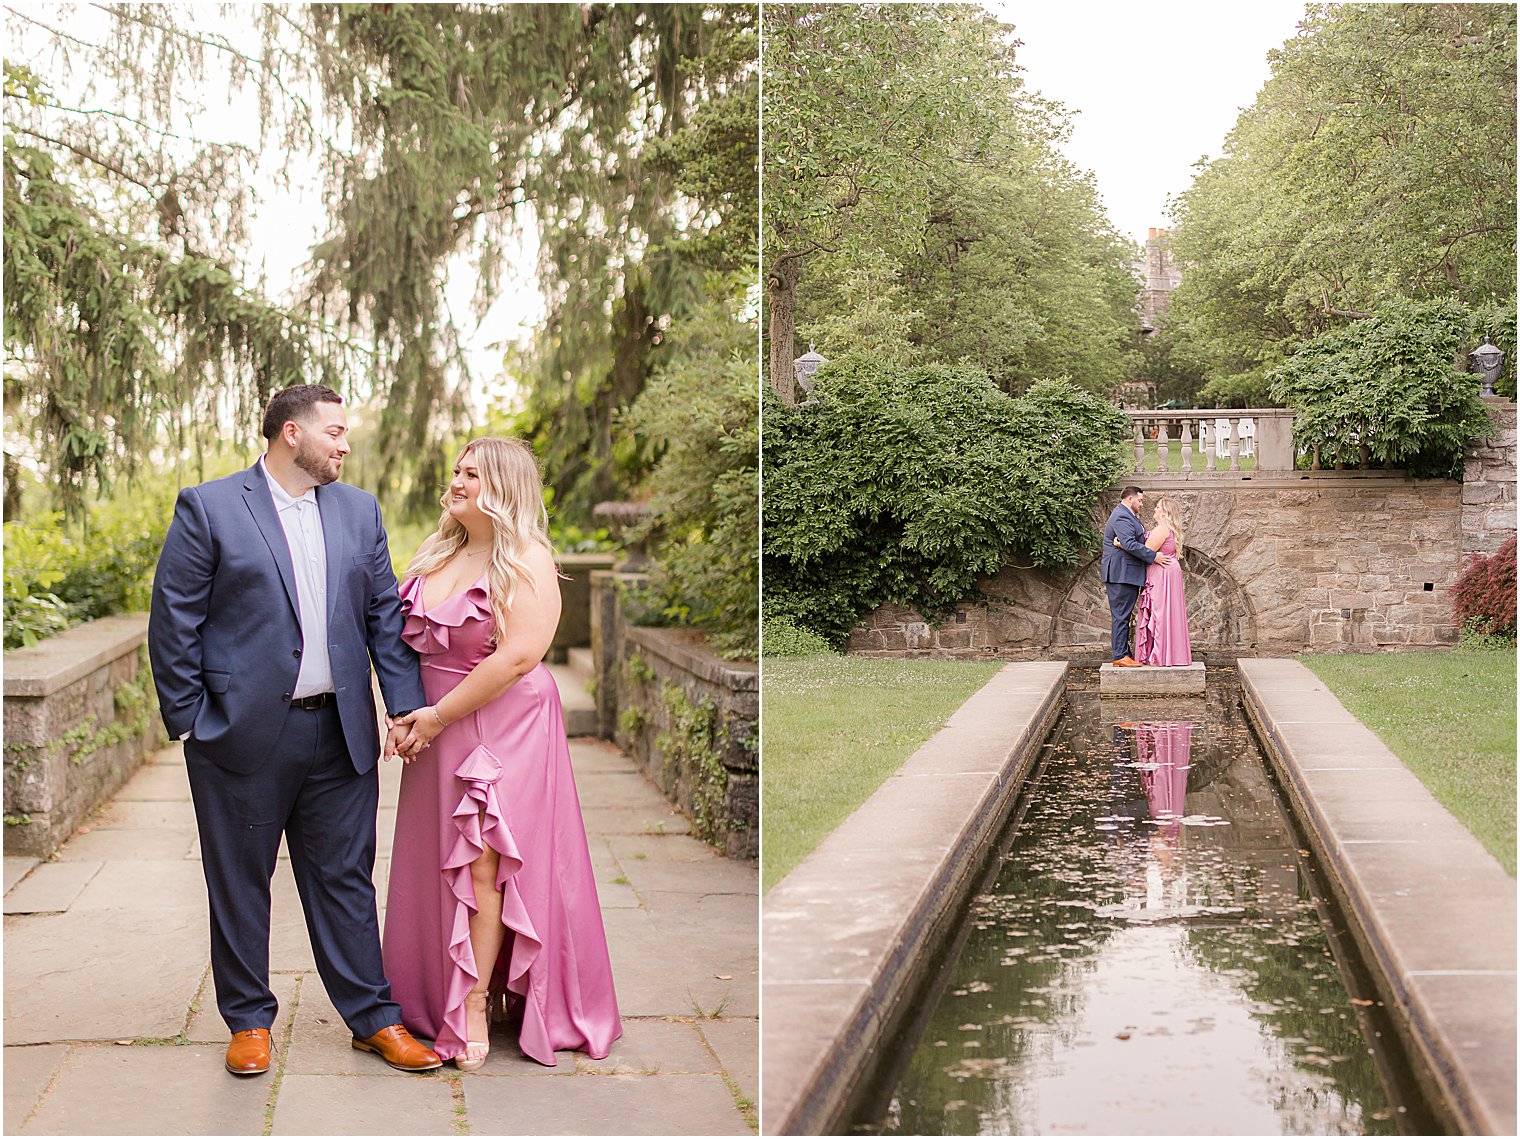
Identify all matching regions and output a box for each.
[382,574,621,1065]
[1137,722,1193,844]
[1135,533,1192,665]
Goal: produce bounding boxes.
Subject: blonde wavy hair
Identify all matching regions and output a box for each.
[404,437,553,644]
[1153,496,1185,556]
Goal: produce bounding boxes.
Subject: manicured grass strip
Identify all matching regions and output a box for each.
[1301,649,1517,875]
[1133,438,1257,473]
[762,656,1002,892]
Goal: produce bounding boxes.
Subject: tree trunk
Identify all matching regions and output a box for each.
[768,254,803,404]
[3,452,21,520]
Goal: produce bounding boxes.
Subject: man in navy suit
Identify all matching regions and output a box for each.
[149,385,441,1076]
[1101,485,1172,667]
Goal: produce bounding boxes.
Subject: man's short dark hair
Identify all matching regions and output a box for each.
[261,385,343,441]
[1120,485,1143,500]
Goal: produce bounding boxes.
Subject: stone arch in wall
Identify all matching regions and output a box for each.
[1047,547,1257,654]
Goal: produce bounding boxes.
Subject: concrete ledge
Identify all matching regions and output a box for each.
[1238,658,1516,1136]
[761,661,1067,1135]
[3,616,149,699]
[1099,660,1205,695]
[627,626,759,699]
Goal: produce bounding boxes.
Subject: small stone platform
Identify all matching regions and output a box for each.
[1099,661,1206,695]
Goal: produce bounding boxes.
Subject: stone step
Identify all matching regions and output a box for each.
[546,662,597,737]
[1099,661,1206,695]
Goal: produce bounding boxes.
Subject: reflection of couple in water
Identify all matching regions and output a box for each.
[1102,486,1193,668]
[1108,721,1194,855]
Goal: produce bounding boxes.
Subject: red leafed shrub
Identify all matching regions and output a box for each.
[1451,536,1517,642]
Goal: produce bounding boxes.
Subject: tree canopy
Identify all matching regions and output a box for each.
[762,3,1139,400]
[5,4,756,525]
[1165,3,1517,396]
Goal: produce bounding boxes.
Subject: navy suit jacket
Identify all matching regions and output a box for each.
[148,464,426,775]
[1100,503,1157,587]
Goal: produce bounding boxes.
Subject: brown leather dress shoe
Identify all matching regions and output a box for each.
[225,1028,272,1075]
[1113,656,1143,668]
[351,1024,443,1071]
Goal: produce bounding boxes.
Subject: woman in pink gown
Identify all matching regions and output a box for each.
[381,437,620,1071]
[1133,496,1192,666]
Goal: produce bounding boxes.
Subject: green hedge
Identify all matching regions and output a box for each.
[763,355,1130,645]
[4,487,175,648]
[1270,299,1504,476]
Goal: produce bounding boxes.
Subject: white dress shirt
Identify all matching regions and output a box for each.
[260,457,334,698]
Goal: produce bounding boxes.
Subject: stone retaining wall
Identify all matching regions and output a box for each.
[851,473,1467,659]
[1461,397,1517,558]
[3,615,166,858]
[590,572,758,859]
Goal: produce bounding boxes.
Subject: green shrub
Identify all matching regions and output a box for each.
[763,355,1130,645]
[1269,300,1498,476]
[761,617,836,657]
[4,485,176,649]
[1459,618,1515,652]
[621,284,758,659]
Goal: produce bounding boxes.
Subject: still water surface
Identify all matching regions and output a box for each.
[851,679,1433,1136]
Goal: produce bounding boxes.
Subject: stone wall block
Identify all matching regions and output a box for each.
[1462,482,1509,506]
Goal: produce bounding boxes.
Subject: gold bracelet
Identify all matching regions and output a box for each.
[432,706,448,728]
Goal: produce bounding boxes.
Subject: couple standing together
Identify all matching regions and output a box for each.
[147,385,621,1078]
[1101,486,1193,668]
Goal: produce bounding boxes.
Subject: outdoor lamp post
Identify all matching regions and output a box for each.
[793,343,828,403]
[1471,339,1505,397]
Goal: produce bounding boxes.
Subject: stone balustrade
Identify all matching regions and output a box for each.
[1125,409,1296,475]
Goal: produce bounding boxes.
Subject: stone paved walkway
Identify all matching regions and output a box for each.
[4,726,757,1135]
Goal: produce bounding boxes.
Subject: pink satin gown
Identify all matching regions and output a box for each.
[1134,533,1193,666]
[382,574,621,1065]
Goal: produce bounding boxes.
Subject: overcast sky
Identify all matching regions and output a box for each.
[987,1,1309,247]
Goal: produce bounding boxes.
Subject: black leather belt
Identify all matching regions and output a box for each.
[289,692,336,710]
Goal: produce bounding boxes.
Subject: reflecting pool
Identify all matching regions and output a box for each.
[849,677,1437,1136]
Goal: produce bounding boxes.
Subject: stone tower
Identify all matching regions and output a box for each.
[1137,227,1181,332]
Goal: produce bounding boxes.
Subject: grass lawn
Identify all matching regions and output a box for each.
[1135,438,1257,473]
[762,655,1001,892]
[1300,648,1517,875]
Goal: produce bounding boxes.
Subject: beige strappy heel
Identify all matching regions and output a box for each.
[454,990,490,1072]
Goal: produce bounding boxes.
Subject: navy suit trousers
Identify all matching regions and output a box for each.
[1106,581,1140,661]
[185,703,400,1037]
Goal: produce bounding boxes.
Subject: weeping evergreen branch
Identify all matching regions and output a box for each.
[298,3,756,520]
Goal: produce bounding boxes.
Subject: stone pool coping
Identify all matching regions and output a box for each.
[760,661,1067,1136]
[1239,657,1516,1137]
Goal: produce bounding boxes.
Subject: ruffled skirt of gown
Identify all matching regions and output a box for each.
[382,578,621,1065]
[1134,537,1193,666]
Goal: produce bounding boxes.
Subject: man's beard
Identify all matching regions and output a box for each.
[294,440,340,485]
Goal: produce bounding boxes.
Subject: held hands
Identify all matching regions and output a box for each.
[383,707,447,763]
